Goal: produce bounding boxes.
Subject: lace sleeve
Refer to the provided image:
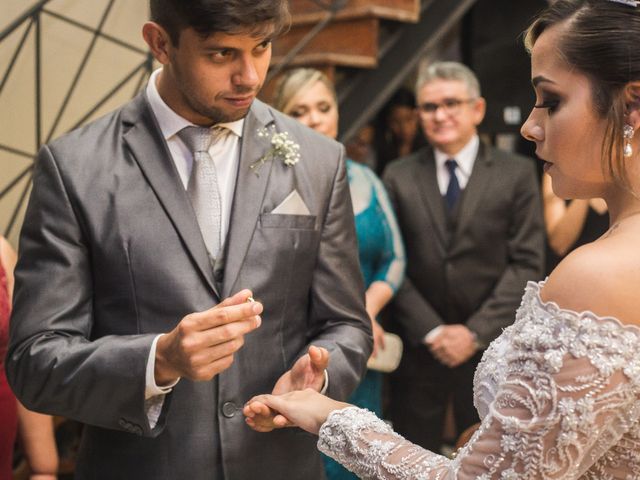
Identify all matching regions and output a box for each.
[318,309,640,479]
[318,407,451,479]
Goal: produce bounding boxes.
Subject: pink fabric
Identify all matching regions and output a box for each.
[0,262,17,480]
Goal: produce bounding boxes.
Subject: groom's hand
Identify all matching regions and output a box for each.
[274,345,329,394]
[154,289,262,385]
[243,346,329,432]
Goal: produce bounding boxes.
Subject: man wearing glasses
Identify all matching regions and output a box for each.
[382,61,544,453]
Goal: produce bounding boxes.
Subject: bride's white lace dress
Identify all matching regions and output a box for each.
[318,281,640,479]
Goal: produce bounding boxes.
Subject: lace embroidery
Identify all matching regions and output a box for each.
[319,281,640,479]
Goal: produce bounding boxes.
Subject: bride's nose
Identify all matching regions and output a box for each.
[520,112,544,142]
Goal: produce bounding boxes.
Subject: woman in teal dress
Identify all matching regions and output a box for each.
[273,68,406,480]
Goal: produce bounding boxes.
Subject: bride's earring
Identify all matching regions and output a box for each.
[624,124,635,158]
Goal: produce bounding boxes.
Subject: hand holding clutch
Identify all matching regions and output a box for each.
[366,332,403,373]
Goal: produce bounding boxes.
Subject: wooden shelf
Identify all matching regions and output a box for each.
[288,0,420,25]
[273,17,379,68]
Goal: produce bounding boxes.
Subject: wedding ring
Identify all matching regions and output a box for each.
[246,296,255,303]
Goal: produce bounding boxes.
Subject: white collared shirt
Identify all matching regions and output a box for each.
[145,68,244,240]
[433,135,480,195]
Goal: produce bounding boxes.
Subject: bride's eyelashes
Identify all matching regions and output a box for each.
[533,94,561,114]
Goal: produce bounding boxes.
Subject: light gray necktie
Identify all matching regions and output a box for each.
[178,125,225,260]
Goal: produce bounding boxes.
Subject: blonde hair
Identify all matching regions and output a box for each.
[272,68,337,115]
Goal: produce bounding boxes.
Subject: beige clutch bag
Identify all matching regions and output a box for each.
[367,332,403,373]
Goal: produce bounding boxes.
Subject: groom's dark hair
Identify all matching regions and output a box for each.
[150,0,290,45]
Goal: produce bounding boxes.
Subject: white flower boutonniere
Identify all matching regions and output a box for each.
[250,126,301,175]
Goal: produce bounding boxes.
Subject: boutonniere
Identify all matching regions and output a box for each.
[250,126,301,175]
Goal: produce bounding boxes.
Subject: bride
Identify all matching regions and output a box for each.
[244,0,640,478]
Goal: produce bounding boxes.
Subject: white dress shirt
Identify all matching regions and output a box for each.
[424,135,480,345]
[433,134,479,196]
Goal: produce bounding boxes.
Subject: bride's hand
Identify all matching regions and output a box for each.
[243,389,350,435]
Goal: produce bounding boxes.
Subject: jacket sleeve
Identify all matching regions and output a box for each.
[304,147,373,401]
[366,168,405,292]
[5,144,168,437]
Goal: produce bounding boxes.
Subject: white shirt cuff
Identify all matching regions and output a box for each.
[320,369,329,395]
[423,325,444,345]
[144,334,180,429]
[145,334,180,400]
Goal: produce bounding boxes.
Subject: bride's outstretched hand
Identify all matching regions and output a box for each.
[243,389,350,435]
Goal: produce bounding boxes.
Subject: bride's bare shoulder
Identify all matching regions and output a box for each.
[541,239,640,326]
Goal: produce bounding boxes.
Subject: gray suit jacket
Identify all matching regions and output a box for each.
[6,94,371,479]
[383,143,544,357]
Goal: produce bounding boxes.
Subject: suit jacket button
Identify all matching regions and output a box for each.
[221,401,237,418]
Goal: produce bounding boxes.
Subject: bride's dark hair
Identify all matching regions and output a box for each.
[525,0,640,190]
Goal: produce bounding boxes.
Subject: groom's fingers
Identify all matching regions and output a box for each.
[215,289,254,308]
[272,414,292,428]
[191,300,263,331]
[308,346,329,372]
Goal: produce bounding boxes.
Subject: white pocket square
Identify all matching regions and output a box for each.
[271,190,310,215]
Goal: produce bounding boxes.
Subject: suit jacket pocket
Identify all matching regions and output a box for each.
[260,213,317,230]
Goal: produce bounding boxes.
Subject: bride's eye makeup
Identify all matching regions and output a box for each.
[534,92,561,114]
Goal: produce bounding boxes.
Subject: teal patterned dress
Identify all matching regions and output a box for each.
[323,160,405,480]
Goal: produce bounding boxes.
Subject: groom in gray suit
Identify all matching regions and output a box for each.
[6,1,371,479]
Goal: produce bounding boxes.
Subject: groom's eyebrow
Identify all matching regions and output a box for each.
[201,36,273,53]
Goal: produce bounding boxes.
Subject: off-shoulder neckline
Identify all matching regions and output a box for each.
[526,280,640,335]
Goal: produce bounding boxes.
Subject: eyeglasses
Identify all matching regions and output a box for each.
[418,98,476,116]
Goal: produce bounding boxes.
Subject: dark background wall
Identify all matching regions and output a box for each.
[462,0,548,135]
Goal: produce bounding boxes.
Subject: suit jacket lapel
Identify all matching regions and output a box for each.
[222,100,275,298]
[455,142,493,238]
[416,149,449,249]
[122,93,219,296]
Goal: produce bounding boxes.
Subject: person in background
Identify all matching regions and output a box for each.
[542,172,608,273]
[382,60,545,454]
[245,1,640,477]
[374,87,427,175]
[345,123,377,171]
[272,67,405,480]
[0,236,58,480]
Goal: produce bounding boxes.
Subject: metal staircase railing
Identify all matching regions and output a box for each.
[0,1,153,238]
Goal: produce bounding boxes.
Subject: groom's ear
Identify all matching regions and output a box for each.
[142,22,173,65]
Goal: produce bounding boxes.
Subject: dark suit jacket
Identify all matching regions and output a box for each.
[383,143,544,371]
[6,94,371,479]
